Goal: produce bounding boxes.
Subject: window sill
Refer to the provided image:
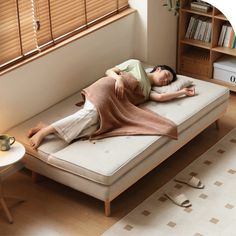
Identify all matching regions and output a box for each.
[1,8,136,76]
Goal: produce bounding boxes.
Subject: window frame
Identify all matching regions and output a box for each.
[0,1,131,75]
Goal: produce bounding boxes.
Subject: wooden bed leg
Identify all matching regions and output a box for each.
[215,120,220,130]
[105,200,111,217]
[32,171,45,183]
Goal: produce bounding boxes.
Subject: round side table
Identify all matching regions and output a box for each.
[0,141,25,223]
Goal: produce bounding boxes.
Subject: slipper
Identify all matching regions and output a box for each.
[174,176,205,189]
[164,192,192,208]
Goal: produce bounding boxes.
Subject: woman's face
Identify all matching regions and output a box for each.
[152,68,173,86]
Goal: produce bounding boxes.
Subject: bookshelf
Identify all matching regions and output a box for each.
[177,0,236,92]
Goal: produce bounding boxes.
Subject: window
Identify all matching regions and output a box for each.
[0,0,129,71]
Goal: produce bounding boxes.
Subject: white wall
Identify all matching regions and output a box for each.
[129,0,178,68]
[0,15,135,132]
[147,0,178,69]
[129,0,148,61]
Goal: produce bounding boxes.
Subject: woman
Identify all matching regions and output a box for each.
[28,59,195,149]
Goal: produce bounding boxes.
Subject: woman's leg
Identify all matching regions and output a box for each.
[52,99,98,143]
[29,99,98,149]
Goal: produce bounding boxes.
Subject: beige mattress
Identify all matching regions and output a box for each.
[7,77,229,186]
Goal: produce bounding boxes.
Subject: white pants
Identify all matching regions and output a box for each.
[51,99,99,143]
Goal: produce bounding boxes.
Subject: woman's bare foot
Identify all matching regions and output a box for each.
[29,125,56,149]
[29,130,45,149]
[28,122,46,138]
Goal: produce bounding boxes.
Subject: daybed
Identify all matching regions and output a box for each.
[7,73,229,216]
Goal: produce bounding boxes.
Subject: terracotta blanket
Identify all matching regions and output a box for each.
[81,73,177,140]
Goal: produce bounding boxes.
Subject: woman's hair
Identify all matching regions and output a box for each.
[150,65,177,82]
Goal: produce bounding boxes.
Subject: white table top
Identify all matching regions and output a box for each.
[0,141,25,167]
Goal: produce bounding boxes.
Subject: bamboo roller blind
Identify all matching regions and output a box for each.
[0,0,129,70]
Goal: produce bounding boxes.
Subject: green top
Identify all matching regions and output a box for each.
[116,59,151,101]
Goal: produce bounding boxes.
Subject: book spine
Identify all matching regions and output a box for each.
[232,36,236,49]
[185,16,195,39]
[198,21,207,41]
[202,21,209,42]
[190,2,210,12]
[229,30,235,48]
[190,17,199,39]
[194,19,202,40]
[205,22,212,43]
[223,26,233,47]
[218,25,227,46]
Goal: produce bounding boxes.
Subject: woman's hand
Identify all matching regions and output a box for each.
[106,67,125,99]
[115,77,125,99]
[150,86,196,102]
[182,87,195,97]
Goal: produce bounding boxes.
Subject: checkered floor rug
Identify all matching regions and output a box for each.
[102,128,236,236]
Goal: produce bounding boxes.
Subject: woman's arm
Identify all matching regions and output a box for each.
[106,67,125,99]
[149,87,195,102]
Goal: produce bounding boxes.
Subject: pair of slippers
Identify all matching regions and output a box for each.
[164,176,204,208]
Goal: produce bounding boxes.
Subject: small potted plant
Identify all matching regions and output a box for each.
[163,0,180,15]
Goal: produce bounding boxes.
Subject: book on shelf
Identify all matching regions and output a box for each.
[202,21,209,40]
[223,26,233,47]
[190,1,212,13]
[194,0,212,7]
[185,16,196,38]
[185,16,211,43]
[228,29,236,48]
[198,20,207,40]
[189,16,200,39]
[218,24,236,48]
[204,21,212,43]
[194,18,203,40]
[232,37,236,49]
[218,24,227,46]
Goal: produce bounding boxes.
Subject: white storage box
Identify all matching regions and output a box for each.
[213,56,236,85]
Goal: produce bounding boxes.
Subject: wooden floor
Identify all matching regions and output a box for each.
[1,93,236,236]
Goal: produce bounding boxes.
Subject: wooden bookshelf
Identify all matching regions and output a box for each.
[214,13,227,21]
[177,0,236,92]
[180,38,211,49]
[212,47,236,56]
